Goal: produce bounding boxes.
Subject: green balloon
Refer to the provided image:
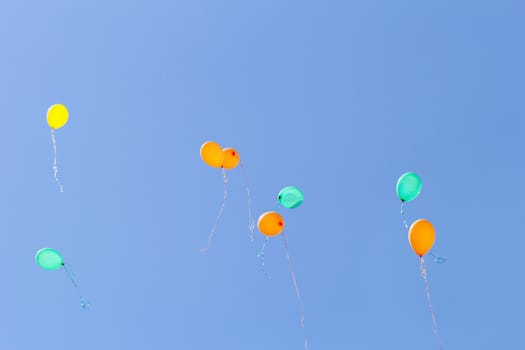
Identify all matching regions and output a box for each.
[396,172,422,202]
[35,248,63,270]
[278,186,304,209]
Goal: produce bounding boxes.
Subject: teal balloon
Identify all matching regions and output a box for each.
[396,172,422,202]
[278,186,304,209]
[35,248,63,270]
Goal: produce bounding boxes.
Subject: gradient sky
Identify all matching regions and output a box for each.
[0,1,524,349]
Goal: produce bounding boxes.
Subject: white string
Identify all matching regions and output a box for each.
[420,257,443,350]
[51,129,64,192]
[200,168,228,254]
[400,202,408,229]
[281,232,309,349]
[240,161,255,242]
[256,237,271,279]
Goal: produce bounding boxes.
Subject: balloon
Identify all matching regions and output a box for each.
[278,186,304,209]
[35,248,64,270]
[222,148,240,169]
[396,172,422,202]
[47,104,69,129]
[257,211,285,237]
[200,141,224,168]
[408,219,435,257]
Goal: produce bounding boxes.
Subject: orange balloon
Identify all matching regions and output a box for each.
[408,219,435,257]
[200,141,224,168]
[222,148,240,169]
[257,211,285,237]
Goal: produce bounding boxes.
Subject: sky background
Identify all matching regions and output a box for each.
[0,0,524,349]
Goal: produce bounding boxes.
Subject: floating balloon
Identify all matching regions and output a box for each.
[222,148,240,169]
[200,142,255,253]
[396,172,422,202]
[256,208,308,348]
[47,104,69,192]
[278,186,304,209]
[47,104,69,130]
[200,141,224,168]
[407,220,443,349]
[408,219,435,257]
[35,248,90,309]
[35,248,63,270]
[257,211,285,237]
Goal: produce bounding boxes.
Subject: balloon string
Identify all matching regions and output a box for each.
[63,263,78,288]
[400,202,408,229]
[281,232,309,350]
[420,257,443,350]
[63,263,90,309]
[200,168,228,254]
[429,252,447,264]
[240,161,255,242]
[51,129,64,192]
[256,237,271,279]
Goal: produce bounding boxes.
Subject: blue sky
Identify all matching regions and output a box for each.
[0,1,524,349]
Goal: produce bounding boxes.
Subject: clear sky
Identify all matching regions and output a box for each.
[0,1,524,349]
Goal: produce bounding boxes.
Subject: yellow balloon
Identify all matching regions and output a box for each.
[47,104,69,129]
[222,148,240,170]
[257,211,285,237]
[200,141,224,168]
[408,219,435,257]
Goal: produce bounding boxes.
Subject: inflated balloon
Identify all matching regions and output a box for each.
[256,208,308,347]
[257,211,285,237]
[278,186,304,209]
[199,140,228,254]
[222,148,240,169]
[47,104,69,129]
[396,172,422,202]
[35,247,90,309]
[200,142,255,253]
[200,141,224,168]
[47,104,69,192]
[35,248,64,270]
[408,219,435,257]
[409,219,443,348]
